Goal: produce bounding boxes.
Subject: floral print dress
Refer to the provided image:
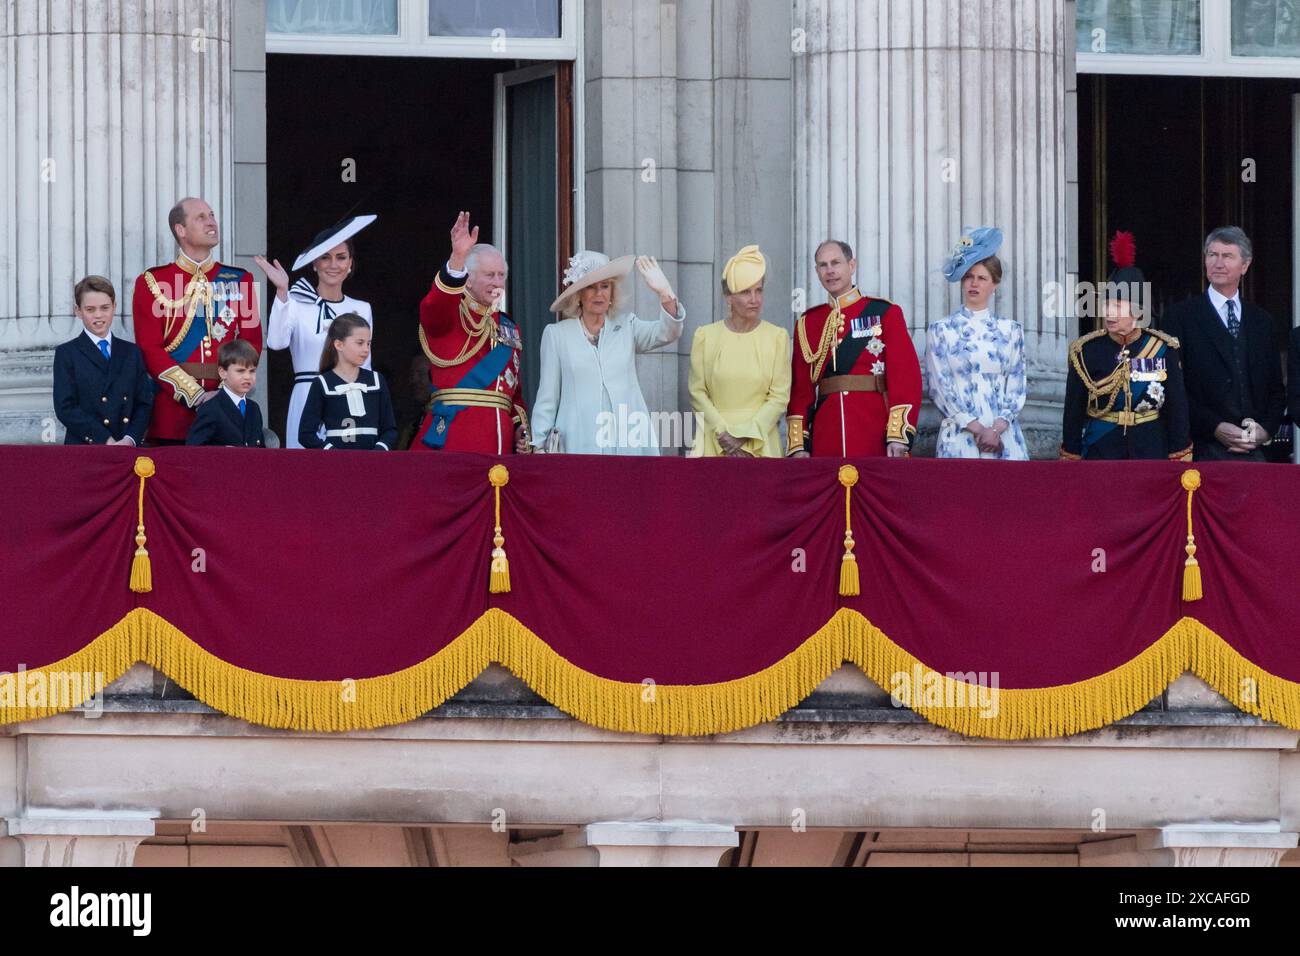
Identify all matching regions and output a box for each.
[925,307,1029,460]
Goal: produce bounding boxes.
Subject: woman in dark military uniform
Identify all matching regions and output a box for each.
[1060,232,1192,461]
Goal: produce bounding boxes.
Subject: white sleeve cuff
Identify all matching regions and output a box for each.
[445,260,468,279]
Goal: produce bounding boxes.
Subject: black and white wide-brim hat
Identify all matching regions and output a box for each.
[292,215,378,271]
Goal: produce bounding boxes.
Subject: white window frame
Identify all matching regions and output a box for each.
[1078,0,1300,77]
[493,63,561,258]
[267,0,577,60]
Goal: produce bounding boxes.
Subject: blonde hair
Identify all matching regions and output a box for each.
[562,277,625,321]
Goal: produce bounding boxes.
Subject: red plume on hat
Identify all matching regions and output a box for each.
[1109,230,1137,269]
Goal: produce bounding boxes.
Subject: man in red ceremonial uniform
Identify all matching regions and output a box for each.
[133,197,262,443]
[787,240,922,457]
[412,212,530,454]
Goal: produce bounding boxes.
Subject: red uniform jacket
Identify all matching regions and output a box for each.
[787,288,922,457]
[411,263,529,454]
[133,256,262,442]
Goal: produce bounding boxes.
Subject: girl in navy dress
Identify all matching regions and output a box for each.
[298,313,397,450]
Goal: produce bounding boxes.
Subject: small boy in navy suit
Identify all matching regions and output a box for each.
[53,275,155,445]
[185,339,265,447]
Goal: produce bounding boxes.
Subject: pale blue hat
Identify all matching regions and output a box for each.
[943,226,1003,282]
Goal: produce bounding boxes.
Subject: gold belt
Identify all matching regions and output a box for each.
[1091,408,1159,426]
[428,388,512,412]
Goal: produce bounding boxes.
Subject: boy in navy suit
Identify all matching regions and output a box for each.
[185,339,266,447]
[53,276,155,445]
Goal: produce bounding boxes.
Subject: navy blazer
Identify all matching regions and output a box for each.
[185,390,265,447]
[52,333,155,445]
[1161,293,1285,444]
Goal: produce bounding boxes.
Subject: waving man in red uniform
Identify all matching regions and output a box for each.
[412,212,530,454]
[787,240,922,458]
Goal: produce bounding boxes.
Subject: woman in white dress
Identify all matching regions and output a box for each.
[926,226,1029,460]
[530,252,684,455]
[254,216,376,448]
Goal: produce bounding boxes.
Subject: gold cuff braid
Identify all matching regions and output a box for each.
[159,366,204,407]
[886,405,915,445]
[786,416,804,455]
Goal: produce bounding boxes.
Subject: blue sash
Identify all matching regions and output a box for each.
[421,317,518,450]
[166,268,247,361]
[166,302,211,361]
[1082,336,1167,456]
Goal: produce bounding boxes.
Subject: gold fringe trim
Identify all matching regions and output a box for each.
[3,609,1300,738]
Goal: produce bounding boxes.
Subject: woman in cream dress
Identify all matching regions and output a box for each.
[530,251,684,455]
[688,245,791,457]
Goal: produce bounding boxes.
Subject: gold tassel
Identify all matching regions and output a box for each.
[129,457,156,593]
[838,464,860,597]
[488,464,511,594]
[1180,469,1202,602]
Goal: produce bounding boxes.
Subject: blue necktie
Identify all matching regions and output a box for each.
[238,398,247,417]
[98,339,110,361]
[1226,300,1240,339]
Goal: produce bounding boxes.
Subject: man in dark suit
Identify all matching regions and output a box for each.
[185,339,265,447]
[1161,227,1285,462]
[53,276,155,445]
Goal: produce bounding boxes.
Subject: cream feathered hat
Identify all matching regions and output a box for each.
[549,251,635,313]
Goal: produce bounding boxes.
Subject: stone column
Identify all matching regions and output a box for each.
[4,810,158,867]
[584,0,795,449]
[792,0,1071,457]
[584,0,682,441]
[510,821,738,866]
[0,1,235,443]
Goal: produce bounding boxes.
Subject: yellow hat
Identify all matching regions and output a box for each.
[721,245,766,294]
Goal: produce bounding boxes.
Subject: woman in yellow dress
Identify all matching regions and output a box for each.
[688,245,792,457]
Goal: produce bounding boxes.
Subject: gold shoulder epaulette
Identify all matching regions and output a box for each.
[143,270,172,305]
[1067,328,1106,358]
[1146,328,1181,349]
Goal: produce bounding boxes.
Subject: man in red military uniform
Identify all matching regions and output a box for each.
[412,211,530,454]
[133,197,262,443]
[787,240,922,457]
